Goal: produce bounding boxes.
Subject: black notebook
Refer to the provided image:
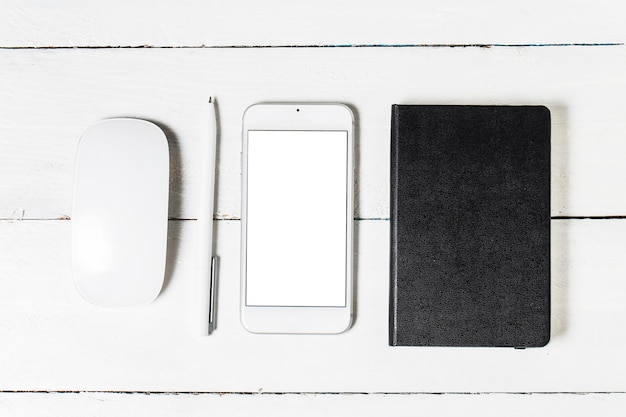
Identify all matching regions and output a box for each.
[390,105,551,347]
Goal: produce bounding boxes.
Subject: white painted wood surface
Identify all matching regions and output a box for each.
[1,392,626,417]
[1,0,624,47]
[2,47,625,219]
[2,1,626,414]
[1,219,626,393]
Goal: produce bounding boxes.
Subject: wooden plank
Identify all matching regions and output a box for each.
[1,392,625,417]
[1,218,625,392]
[1,47,625,220]
[0,1,624,47]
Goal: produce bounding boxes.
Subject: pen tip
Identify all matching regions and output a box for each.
[209,96,213,104]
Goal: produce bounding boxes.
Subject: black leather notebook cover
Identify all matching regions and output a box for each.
[390,105,551,347]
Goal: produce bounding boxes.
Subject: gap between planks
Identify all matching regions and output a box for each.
[0,390,624,396]
[3,217,626,222]
[0,43,622,50]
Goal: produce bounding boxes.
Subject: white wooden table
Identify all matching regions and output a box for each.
[1,1,625,415]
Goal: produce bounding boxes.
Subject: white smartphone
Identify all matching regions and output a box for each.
[241,103,354,334]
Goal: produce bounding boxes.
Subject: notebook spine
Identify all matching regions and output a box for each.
[389,105,400,346]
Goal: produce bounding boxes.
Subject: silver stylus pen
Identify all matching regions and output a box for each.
[197,97,218,335]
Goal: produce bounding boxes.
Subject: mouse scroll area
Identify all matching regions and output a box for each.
[72,119,169,307]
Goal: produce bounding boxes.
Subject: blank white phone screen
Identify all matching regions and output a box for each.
[246,130,348,307]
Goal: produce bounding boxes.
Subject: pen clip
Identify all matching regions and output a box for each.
[208,256,217,334]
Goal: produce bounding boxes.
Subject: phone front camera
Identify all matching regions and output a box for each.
[296,108,300,112]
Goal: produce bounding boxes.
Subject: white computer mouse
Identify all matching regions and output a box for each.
[72,118,169,307]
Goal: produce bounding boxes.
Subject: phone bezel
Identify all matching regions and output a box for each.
[240,103,354,334]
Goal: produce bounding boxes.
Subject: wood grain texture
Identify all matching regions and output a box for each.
[1,46,625,220]
[0,0,624,47]
[1,392,626,417]
[2,3,626,411]
[1,219,625,392]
